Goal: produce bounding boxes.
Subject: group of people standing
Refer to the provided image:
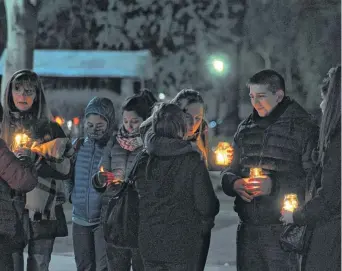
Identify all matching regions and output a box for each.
[0,65,339,271]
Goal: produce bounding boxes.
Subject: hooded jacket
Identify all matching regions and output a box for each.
[69,97,115,225]
[1,69,72,239]
[136,138,219,263]
[221,97,319,224]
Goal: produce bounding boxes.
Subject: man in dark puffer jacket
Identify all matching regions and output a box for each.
[221,70,319,271]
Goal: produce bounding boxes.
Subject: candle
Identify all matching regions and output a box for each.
[283,194,299,212]
[249,168,263,178]
[214,142,233,166]
[12,133,31,151]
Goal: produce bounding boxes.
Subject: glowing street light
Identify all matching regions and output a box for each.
[207,54,230,77]
[158,93,166,100]
[212,59,225,73]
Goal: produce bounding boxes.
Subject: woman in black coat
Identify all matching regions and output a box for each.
[135,103,219,271]
[281,65,341,271]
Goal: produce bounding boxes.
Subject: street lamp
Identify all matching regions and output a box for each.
[212,59,225,74]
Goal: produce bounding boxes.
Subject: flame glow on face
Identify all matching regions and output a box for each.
[249,84,283,117]
[183,102,204,137]
[12,85,37,112]
[122,110,144,134]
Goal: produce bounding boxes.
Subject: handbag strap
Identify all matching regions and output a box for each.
[123,149,148,185]
[305,170,318,202]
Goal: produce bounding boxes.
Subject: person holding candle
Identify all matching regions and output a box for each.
[1,70,73,271]
[220,69,319,271]
[0,117,38,270]
[65,97,115,271]
[281,65,341,271]
[92,89,157,271]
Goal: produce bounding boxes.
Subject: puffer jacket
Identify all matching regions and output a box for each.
[66,97,116,224]
[98,136,142,225]
[221,97,319,225]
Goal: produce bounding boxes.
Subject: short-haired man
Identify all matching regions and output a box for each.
[221,70,319,270]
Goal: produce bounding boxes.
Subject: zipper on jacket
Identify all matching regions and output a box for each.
[86,141,96,222]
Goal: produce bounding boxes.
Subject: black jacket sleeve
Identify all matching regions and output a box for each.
[221,138,242,197]
[293,130,341,226]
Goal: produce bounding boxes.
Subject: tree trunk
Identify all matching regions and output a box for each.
[1,0,39,104]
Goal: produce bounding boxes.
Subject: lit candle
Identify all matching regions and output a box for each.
[214,142,233,166]
[249,168,263,178]
[283,194,299,212]
[12,133,31,151]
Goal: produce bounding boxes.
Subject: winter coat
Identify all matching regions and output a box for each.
[0,137,37,249]
[293,122,341,271]
[66,97,116,225]
[140,117,207,164]
[136,140,220,264]
[98,136,142,226]
[221,97,319,225]
[1,70,72,241]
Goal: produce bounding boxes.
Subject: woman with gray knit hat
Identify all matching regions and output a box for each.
[65,96,115,271]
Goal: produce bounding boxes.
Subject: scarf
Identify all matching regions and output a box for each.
[25,138,72,221]
[116,126,143,152]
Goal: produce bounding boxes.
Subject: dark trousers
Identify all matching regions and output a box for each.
[197,232,211,270]
[106,244,144,271]
[144,260,195,271]
[237,222,299,271]
[0,248,14,271]
[12,238,55,271]
[72,223,107,271]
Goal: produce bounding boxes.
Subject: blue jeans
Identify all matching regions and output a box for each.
[12,238,55,271]
[72,223,107,271]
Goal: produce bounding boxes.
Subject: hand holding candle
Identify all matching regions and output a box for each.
[99,166,122,185]
[245,168,272,196]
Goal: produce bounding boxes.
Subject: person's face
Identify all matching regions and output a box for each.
[85,114,108,140]
[184,103,204,137]
[12,84,36,112]
[122,110,143,134]
[320,93,327,114]
[249,84,284,117]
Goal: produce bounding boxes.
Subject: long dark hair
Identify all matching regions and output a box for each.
[317,65,341,165]
[121,89,157,121]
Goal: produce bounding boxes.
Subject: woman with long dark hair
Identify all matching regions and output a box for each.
[281,65,341,271]
[93,89,156,271]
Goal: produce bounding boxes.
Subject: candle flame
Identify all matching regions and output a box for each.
[100,166,104,172]
[215,142,233,166]
[283,194,299,212]
[13,133,31,151]
[250,168,263,178]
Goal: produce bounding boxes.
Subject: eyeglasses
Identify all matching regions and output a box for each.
[12,87,36,96]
